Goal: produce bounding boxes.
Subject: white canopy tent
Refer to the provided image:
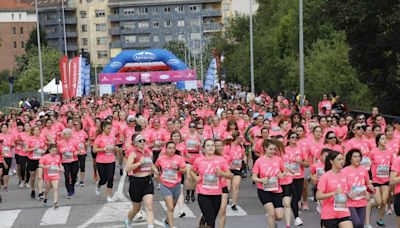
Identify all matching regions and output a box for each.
[38,78,62,94]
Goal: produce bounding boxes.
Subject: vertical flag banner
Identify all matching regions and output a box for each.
[59,55,70,99]
[68,56,80,97]
[204,58,217,91]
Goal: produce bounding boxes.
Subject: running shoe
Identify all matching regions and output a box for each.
[30,190,35,199]
[38,192,44,200]
[301,201,309,211]
[316,202,321,214]
[185,195,190,203]
[164,218,170,228]
[294,217,303,226]
[95,182,101,196]
[156,183,160,190]
[178,211,186,218]
[54,202,59,209]
[80,181,85,187]
[120,168,123,176]
[19,182,24,189]
[106,196,113,203]
[136,210,143,220]
[191,195,196,202]
[25,183,30,188]
[364,225,372,228]
[231,204,238,211]
[43,198,47,207]
[376,219,385,227]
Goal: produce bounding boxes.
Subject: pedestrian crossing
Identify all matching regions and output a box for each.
[0,200,250,228]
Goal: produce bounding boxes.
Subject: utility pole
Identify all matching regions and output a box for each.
[61,0,68,56]
[35,0,44,104]
[249,0,255,94]
[299,0,305,106]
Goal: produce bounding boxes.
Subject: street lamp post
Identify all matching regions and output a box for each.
[35,0,44,104]
[249,0,255,94]
[299,0,305,106]
[61,0,68,56]
[199,17,204,83]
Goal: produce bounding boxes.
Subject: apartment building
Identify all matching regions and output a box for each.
[0,0,36,71]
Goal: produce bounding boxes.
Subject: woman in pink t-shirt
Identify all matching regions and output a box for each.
[316,151,352,228]
[252,139,286,228]
[344,122,371,171]
[72,120,89,187]
[0,123,16,191]
[39,144,63,208]
[323,131,343,154]
[310,149,330,214]
[390,154,400,227]
[343,149,374,228]
[366,134,393,227]
[155,142,186,228]
[190,139,233,228]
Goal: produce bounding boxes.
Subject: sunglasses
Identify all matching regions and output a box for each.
[189,126,196,128]
[327,136,336,139]
[354,126,363,130]
[290,136,298,139]
[137,139,146,143]
[197,127,203,130]
[327,119,332,122]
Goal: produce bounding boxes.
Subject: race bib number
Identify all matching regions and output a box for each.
[263,177,278,191]
[350,185,366,200]
[48,165,58,176]
[289,163,301,176]
[376,165,389,178]
[105,145,114,155]
[360,157,371,170]
[62,151,73,160]
[33,149,43,159]
[230,159,242,170]
[316,168,325,179]
[334,194,348,212]
[1,146,10,156]
[202,174,219,190]
[79,143,84,150]
[162,169,178,183]
[140,157,153,172]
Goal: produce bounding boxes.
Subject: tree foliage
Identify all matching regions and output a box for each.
[25,26,47,53]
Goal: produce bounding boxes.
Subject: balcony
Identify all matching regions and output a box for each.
[109,14,151,22]
[65,17,77,24]
[203,22,222,32]
[40,18,59,26]
[110,41,154,49]
[66,32,78,37]
[109,28,152,35]
[67,44,79,51]
[202,8,222,17]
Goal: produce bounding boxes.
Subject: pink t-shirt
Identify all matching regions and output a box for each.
[387,138,400,158]
[72,130,88,155]
[40,153,62,181]
[27,136,47,160]
[323,144,343,154]
[93,134,116,163]
[18,132,30,157]
[148,128,169,151]
[57,139,79,163]
[252,155,285,193]
[306,139,324,164]
[318,170,350,219]
[310,161,325,181]
[344,138,371,170]
[155,154,186,188]
[192,155,230,195]
[224,144,245,170]
[0,133,15,158]
[284,145,307,179]
[390,157,400,195]
[184,134,202,163]
[342,165,369,207]
[370,147,393,184]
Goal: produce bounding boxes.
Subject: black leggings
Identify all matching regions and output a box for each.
[97,162,115,189]
[3,157,12,175]
[198,194,221,228]
[62,161,79,194]
[18,156,30,182]
[291,178,304,218]
[78,155,86,172]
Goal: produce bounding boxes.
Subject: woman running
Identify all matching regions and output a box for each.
[365,133,393,227]
[215,139,229,228]
[155,141,186,228]
[190,139,233,228]
[124,134,157,228]
[93,121,117,203]
[343,149,374,228]
[310,149,331,214]
[72,120,89,187]
[39,144,63,208]
[390,152,400,227]
[0,123,16,191]
[316,151,353,228]
[252,139,285,227]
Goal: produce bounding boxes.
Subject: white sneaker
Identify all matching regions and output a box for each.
[25,183,30,188]
[95,183,101,196]
[316,202,321,214]
[106,196,113,203]
[294,217,303,226]
[19,183,24,188]
[156,183,160,190]
[135,210,143,220]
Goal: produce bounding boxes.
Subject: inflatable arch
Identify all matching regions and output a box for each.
[103,49,188,73]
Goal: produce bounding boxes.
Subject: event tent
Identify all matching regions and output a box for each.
[38,78,62,94]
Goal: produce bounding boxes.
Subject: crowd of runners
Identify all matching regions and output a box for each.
[0,84,400,228]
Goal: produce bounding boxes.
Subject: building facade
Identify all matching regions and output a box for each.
[0,0,36,72]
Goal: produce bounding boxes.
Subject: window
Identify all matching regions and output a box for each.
[46,27,56,34]
[20,27,23,34]
[190,20,201,27]
[123,22,135,29]
[82,38,88,46]
[138,35,150,43]
[96,37,107,45]
[125,35,136,43]
[11,14,14,20]
[95,23,106,31]
[153,35,159,42]
[178,34,185,41]
[138,21,149,28]
[123,8,135,15]
[164,7,171,12]
[177,20,185,27]
[165,35,173,42]
[97,51,108,59]
[80,11,86,18]
[81,24,87,32]
[189,5,199,12]
[152,7,158,13]
[12,27,16,35]
[153,21,159,28]
[95,10,105,17]
[164,20,171,27]
[176,6,184,12]
[113,9,119,14]
[13,41,17,49]
[138,8,148,14]
[21,41,24,48]
[191,33,201,40]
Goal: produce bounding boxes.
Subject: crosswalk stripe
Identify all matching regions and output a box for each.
[0,210,21,228]
[226,205,248,216]
[40,206,71,226]
[90,202,132,224]
[159,201,196,218]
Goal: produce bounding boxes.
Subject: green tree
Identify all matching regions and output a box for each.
[163,41,187,63]
[25,26,47,52]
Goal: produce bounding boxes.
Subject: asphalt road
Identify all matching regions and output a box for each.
[0,156,397,228]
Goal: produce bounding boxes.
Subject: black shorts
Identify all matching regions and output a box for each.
[281,184,292,198]
[152,150,161,163]
[373,182,390,187]
[257,188,283,208]
[116,144,123,148]
[129,176,154,203]
[27,159,39,172]
[230,169,242,176]
[368,170,372,180]
[394,194,400,216]
[222,186,229,194]
[3,157,12,174]
[91,147,97,159]
[321,216,351,228]
[15,154,21,164]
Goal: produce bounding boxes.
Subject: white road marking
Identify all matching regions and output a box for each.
[226,205,248,216]
[0,210,21,228]
[159,201,196,218]
[40,206,71,226]
[112,169,129,202]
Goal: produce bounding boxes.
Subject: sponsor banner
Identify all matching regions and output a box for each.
[68,56,80,97]
[59,55,70,99]
[99,70,196,85]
